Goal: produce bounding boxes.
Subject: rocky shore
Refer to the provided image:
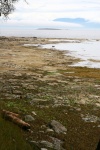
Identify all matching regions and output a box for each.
[0,37,100,150]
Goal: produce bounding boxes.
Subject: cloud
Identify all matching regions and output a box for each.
[54,18,100,28]
[1,17,83,29]
[0,0,100,29]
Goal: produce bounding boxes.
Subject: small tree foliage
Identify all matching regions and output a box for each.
[0,0,19,17]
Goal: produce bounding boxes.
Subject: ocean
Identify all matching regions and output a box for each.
[0,28,100,39]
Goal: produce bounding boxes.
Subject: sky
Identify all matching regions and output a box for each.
[0,0,100,29]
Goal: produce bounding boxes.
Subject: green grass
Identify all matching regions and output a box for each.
[0,115,32,150]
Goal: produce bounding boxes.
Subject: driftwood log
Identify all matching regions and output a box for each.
[2,110,19,117]
[2,110,31,130]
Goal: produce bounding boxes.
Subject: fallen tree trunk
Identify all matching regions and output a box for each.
[2,110,31,130]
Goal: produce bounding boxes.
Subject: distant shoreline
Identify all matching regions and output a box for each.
[37,28,62,30]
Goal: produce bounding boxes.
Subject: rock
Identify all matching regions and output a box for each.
[30,138,65,150]
[32,111,37,116]
[96,103,100,107]
[41,125,47,129]
[25,115,35,122]
[12,90,23,95]
[40,137,65,150]
[30,99,48,105]
[40,141,53,149]
[75,107,81,111]
[52,45,55,47]
[46,128,54,132]
[33,37,37,39]
[29,141,41,150]
[95,85,100,88]
[81,114,100,123]
[48,120,67,134]
[50,137,63,150]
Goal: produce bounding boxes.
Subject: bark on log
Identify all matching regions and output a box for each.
[2,110,31,130]
[2,109,19,117]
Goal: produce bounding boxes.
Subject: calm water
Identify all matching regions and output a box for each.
[42,40,100,68]
[0,28,100,39]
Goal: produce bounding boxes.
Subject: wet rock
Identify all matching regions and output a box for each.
[48,120,67,134]
[25,115,35,122]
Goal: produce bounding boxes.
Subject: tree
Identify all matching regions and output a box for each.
[0,0,19,17]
